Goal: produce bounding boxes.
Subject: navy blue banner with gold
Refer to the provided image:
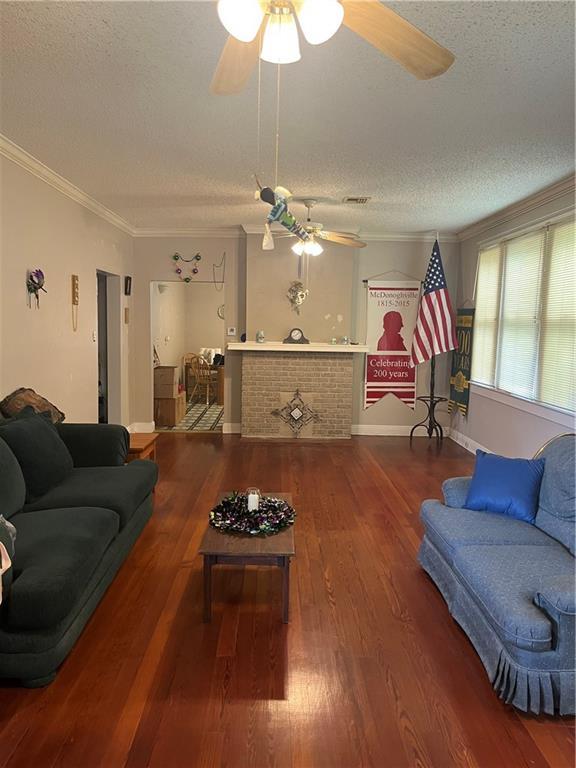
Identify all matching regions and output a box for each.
[448,309,475,417]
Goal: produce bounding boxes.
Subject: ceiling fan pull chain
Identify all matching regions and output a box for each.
[256,27,263,175]
[274,62,281,188]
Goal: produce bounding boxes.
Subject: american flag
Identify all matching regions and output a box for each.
[410,241,458,366]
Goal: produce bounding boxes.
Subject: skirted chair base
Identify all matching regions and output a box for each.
[419,536,576,716]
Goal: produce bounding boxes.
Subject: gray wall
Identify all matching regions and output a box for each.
[245,234,354,343]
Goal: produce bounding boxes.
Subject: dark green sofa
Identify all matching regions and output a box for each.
[0,422,158,687]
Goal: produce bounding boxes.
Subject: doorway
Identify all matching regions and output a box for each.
[150,280,225,432]
[97,271,122,424]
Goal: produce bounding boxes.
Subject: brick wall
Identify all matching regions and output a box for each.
[241,352,354,438]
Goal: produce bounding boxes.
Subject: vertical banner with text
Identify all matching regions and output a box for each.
[364,280,420,409]
[448,308,475,417]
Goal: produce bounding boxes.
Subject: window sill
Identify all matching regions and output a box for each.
[470,383,575,428]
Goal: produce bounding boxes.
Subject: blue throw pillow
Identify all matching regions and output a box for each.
[464,450,545,523]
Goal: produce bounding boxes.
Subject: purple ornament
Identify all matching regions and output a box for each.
[175,267,182,275]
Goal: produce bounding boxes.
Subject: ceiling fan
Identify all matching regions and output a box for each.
[212,0,455,95]
[275,199,367,254]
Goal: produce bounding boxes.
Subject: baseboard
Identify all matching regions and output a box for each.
[222,422,241,434]
[127,422,155,433]
[448,429,488,454]
[352,425,423,436]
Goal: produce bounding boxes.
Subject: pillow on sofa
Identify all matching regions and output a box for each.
[0,388,65,424]
[0,411,73,501]
[465,450,545,523]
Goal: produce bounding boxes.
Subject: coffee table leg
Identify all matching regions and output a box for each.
[203,555,213,622]
[281,556,290,624]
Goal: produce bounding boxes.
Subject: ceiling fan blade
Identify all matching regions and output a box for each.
[210,34,260,95]
[342,0,455,80]
[319,231,367,248]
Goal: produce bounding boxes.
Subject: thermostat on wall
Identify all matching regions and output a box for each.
[227,326,237,337]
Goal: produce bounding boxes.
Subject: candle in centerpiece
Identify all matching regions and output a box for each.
[246,488,260,512]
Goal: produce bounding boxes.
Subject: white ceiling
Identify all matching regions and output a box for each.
[0,1,574,234]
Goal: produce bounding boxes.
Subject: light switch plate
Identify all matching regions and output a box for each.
[227,326,236,336]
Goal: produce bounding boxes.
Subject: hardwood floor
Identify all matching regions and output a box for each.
[0,435,573,768]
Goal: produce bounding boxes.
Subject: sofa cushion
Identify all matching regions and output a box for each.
[0,438,25,520]
[5,507,119,630]
[421,500,555,563]
[465,450,545,523]
[534,434,575,554]
[0,412,73,502]
[452,543,574,652]
[24,460,158,528]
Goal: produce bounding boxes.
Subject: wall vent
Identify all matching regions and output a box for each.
[342,196,371,205]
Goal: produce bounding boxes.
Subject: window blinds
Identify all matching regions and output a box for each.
[539,220,575,411]
[471,217,575,412]
[496,231,544,399]
[471,245,501,386]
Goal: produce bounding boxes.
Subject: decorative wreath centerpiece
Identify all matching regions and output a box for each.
[209,493,296,537]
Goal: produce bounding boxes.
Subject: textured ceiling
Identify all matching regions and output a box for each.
[0,1,574,233]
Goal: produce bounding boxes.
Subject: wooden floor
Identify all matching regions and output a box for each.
[0,435,573,768]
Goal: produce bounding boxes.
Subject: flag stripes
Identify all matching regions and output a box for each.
[410,241,457,367]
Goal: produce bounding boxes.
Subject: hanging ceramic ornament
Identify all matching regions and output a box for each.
[27,269,47,308]
[287,280,309,314]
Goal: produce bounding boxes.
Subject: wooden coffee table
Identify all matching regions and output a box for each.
[199,493,295,623]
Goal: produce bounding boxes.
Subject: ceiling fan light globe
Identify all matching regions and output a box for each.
[260,11,301,64]
[292,241,306,256]
[217,0,264,42]
[307,240,324,256]
[295,0,344,45]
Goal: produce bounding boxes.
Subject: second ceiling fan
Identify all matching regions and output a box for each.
[212,0,455,95]
[274,199,368,254]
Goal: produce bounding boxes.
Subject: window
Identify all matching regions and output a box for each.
[471,218,575,412]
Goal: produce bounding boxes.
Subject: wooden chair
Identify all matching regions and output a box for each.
[187,355,218,405]
[183,354,200,402]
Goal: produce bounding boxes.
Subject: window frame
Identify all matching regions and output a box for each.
[471,213,575,416]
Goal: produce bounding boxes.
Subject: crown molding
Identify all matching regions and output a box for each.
[361,231,459,243]
[133,226,245,238]
[457,174,575,243]
[243,225,459,243]
[0,133,135,235]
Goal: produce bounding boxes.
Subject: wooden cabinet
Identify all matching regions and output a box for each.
[154,392,186,428]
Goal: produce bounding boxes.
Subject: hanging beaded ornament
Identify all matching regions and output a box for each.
[172,252,202,282]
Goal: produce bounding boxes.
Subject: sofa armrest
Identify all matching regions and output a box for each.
[535,575,575,657]
[535,575,576,616]
[56,423,129,467]
[442,477,472,508]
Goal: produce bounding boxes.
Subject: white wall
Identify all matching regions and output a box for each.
[0,157,134,423]
[150,281,189,371]
[451,186,575,457]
